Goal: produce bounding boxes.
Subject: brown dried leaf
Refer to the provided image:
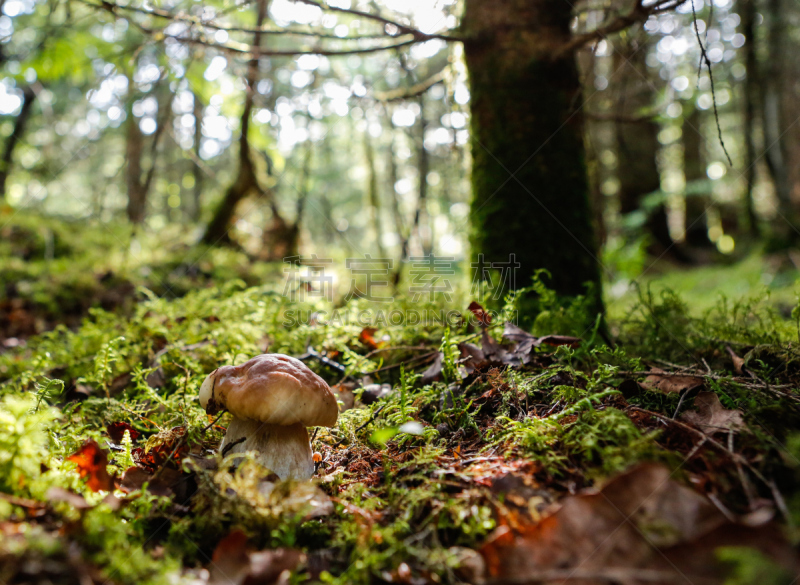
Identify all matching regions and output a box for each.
[502,322,538,358]
[209,530,305,585]
[681,391,745,434]
[107,421,140,443]
[458,342,486,374]
[467,301,492,327]
[641,368,704,394]
[478,463,792,584]
[360,383,392,405]
[726,346,745,375]
[118,467,179,497]
[66,440,115,492]
[359,327,380,350]
[538,334,581,348]
[420,352,443,385]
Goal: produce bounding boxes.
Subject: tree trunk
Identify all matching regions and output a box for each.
[683,108,712,248]
[192,90,204,221]
[363,129,386,259]
[740,0,759,235]
[463,0,601,307]
[415,96,432,257]
[762,0,793,226]
[125,71,169,224]
[125,86,147,224]
[200,0,267,245]
[613,33,677,258]
[0,85,35,200]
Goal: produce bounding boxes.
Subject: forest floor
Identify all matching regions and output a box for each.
[2,214,800,585]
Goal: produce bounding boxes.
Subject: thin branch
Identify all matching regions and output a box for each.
[91,0,417,40]
[162,32,418,57]
[294,0,464,42]
[559,0,682,57]
[690,0,734,166]
[374,69,446,102]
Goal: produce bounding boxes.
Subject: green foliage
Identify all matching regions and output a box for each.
[717,547,795,585]
[0,394,60,497]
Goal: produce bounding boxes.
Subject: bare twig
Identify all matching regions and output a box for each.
[690,0,733,166]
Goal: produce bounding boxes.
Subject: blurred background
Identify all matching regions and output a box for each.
[1,0,799,340]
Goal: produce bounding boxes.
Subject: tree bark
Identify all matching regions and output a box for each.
[192,90,204,221]
[683,108,712,248]
[363,129,386,259]
[125,71,170,224]
[613,33,678,259]
[762,0,793,225]
[125,82,146,224]
[740,0,759,235]
[0,85,35,201]
[201,0,268,245]
[463,0,601,308]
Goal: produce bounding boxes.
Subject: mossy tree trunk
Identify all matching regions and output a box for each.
[462,0,601,308]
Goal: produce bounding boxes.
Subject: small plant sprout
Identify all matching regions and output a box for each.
[199,354,338,481]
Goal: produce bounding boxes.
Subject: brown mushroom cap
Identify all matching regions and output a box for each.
[199,354,338,427]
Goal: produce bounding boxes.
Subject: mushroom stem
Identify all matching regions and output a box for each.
[221,417,314,481]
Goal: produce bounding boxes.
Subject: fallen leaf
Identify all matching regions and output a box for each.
[726,346,745,375]
[477,463,792,584]
[361,383,392,405]
[681,391,745,434]
[107,421,141,443]
[500,322,581,363]
[467,301,492,327]
[66,440,115,492]
[480,329,515,366]
[209,530,305,585]
[641,367,704,394]
[420,352,444,385]
[359,327,380,350]
[502,322,538,358]
[537,334,581,348]
[119,466,179,497]
[134,426,187,471]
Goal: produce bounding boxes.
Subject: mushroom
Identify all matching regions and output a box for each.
[199,354,338,481]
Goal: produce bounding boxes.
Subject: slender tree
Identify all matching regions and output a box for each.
[740,0,760,235]
[683,107,712,248]
[125,69,170,224]
[0,86,36,201]
[762,0,793,230]
[200,0,269,245]
[613,31,679,258]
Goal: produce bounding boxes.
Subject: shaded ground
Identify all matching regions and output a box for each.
[2,265,800,584]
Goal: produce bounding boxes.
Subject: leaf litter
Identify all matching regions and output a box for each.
[2,289,800,585]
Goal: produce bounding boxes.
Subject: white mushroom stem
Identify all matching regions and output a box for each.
[220,418,314,481]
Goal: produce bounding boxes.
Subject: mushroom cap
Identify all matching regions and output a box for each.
[199,354,338,427]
